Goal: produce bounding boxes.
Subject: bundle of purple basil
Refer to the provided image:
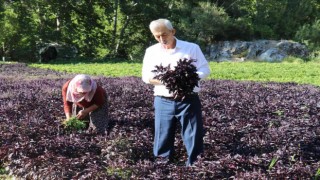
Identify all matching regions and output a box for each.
[152,58,200,99]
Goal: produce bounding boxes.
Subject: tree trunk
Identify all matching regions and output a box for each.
[112,0,118,56]
[115,16,130,57]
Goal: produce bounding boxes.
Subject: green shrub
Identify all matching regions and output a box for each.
[0,166,7,174]
[308,50,320,62]
[282,56,305,63]
[62,117,86,131]
[295,19,320,51]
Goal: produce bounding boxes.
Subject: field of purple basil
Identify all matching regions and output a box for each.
[1,63,320,179]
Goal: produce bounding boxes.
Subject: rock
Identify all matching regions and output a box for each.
[206,40,309,62]
[258,48,286,62]
[37,42,78,63]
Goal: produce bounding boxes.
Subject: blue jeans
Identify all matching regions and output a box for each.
[153,95,204,165]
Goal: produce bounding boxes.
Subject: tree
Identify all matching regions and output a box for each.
[295,19,320,50]
[1,0,319,61]
[0,1,39,61]
[275,0,320,39]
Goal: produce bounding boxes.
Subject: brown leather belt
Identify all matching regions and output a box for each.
[158,93,198,101]
[159,96,175,100]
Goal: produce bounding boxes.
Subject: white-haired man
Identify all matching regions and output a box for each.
[142,18,211,166]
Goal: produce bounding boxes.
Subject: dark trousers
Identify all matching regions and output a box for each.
[153,95,204,165]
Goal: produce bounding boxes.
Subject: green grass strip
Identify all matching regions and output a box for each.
[29,61,320,86]
[208,62,320,86]
[30,62,142,77]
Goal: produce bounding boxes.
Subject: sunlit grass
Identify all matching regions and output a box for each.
[30,61,142,77]
[29,61,320,86]
[208,62,320,86]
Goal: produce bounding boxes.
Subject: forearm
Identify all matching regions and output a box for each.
[76,104,99,120]
[149,78,163,85]
[65,112,72,119]
[83,104,99,114]
[197,65,211,80]
[63,101,73,118]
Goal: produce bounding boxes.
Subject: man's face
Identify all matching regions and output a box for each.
[151,25,176,49]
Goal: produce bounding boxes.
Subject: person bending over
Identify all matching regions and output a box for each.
[62,74,108,134]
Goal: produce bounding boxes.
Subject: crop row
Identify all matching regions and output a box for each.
[0,63,320,179]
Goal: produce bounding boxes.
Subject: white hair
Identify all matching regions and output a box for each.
[149,18,174,31]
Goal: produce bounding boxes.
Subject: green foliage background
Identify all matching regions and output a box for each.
[0,0,319,62]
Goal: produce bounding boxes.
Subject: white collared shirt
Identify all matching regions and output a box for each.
[142,38,211,97]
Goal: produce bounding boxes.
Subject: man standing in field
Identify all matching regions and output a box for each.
[142,18,211,166]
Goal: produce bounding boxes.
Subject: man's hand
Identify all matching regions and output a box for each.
[173,91,185,101]
[149,78,163,85]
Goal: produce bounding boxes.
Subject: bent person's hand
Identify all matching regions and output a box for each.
[76,110,88,120]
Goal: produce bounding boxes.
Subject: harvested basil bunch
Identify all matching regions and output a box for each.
[62,117,86,131]
[152,58,200,98]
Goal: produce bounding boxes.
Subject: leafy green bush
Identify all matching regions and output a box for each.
[62,117,86,131]
[0,166,7,174]
[308,50,320,63]
[178,2,230,47]
[295,19,320,51]
[282,56,305,63]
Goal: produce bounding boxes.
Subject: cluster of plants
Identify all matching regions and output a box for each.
[62,117,87,131]
[0,63,320,179]
[152,58,200,98]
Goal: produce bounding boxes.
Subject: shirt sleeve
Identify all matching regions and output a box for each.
[62,80,73,114]
[142,48,155,84]
[194,45,211,80]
